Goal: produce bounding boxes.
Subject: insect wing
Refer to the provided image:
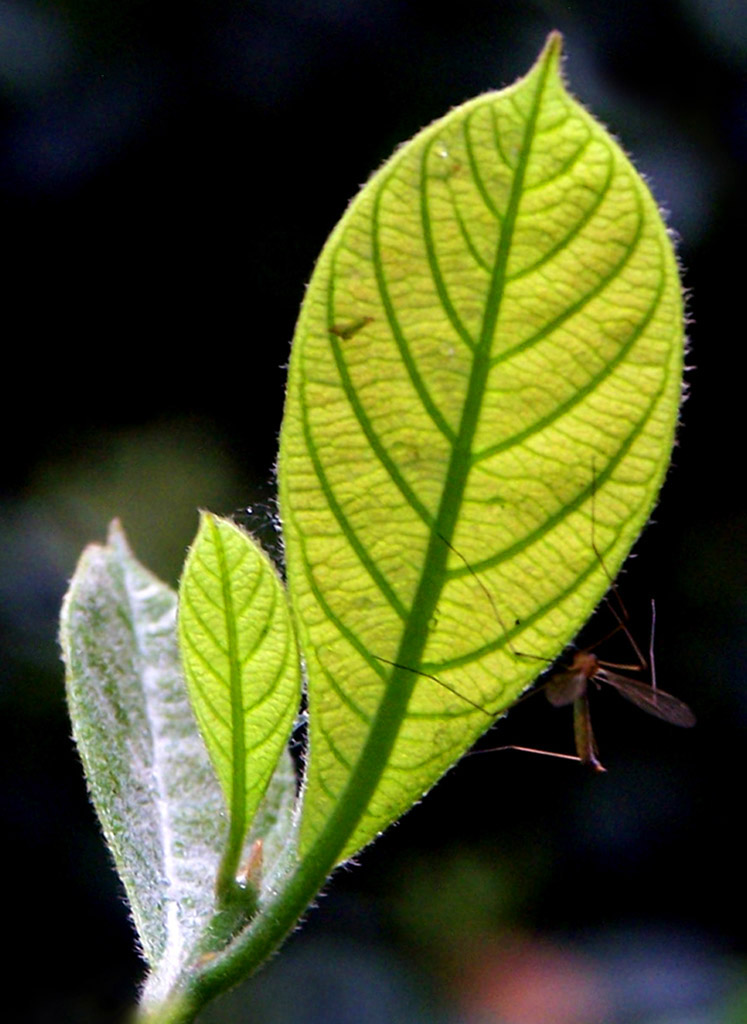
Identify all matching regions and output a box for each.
[545,669,587,707]
[598,669,696,727]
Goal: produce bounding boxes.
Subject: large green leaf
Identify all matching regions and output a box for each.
[278,33,683,862]
[178,514,301,891]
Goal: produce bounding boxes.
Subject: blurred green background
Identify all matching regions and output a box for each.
[2,1,745,1021]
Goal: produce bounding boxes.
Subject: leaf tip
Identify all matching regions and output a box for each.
[106,517,128,549]
[539,29,563,70]
[192,509,219,547]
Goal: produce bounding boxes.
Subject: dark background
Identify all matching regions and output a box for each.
[2,1,745,1021]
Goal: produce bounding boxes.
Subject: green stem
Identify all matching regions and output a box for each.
[132,994,194,1024]
[154,656,421,1020]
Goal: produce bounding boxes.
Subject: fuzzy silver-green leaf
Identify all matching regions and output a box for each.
[60,522,225,992]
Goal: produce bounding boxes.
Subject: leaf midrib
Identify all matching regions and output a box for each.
[396,48,550,679]
[208,515,248,894]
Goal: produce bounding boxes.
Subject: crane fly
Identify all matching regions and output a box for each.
[538,630,696,773]
[468,528,696,771]
[374,598,696,772]
[527,465,697,770]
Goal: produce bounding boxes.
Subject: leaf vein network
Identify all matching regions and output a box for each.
[181,588,230,661]
[474,242,663,466]
[508,147,613,282]
[324,273,436,530]
[299,375,410,622]
[371,185,458,444]
[420,137,478,352]
[463,111,503,219]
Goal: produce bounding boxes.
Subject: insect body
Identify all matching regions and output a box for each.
[328,315,373,340]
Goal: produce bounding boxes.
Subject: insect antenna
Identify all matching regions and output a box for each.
[370,530,520,719]
[436,531,518,657]
[372,654,494,718]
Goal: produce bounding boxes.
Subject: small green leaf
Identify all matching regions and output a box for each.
[60,522,225,994]
[178,514,301,896]
[278,33,683,862]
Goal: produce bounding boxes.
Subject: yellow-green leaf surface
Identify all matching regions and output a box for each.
[278,33,683,863]
[178,514,301,879]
